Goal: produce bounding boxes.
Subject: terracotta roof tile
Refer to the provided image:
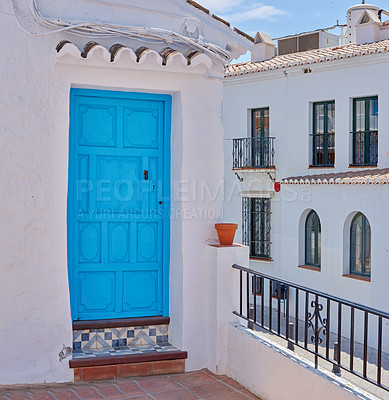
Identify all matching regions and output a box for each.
[186,0,254,42]
[233,27,254,42]
[212,14,230,27]
[81,41,100,58]
[281,168,389,185]
[187,0,209,15]
[226,39,389,77]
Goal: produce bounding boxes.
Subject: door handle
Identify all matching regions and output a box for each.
[144,170,148,180]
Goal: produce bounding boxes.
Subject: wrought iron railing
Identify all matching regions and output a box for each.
[232,264,389,393]
[233,137,275,169]
[310,132,335,167]
[352,130,378,166]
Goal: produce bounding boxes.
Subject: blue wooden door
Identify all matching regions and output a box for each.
[68,89,171,320]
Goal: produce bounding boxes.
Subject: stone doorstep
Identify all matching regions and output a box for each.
[70,316,186,382]
[70,350,188,368]
[73,316,170,330]
[72,352,187,382]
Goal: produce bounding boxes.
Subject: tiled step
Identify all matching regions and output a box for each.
[71,344,186,367]
[73,316,170,350]
[71,317,187,381]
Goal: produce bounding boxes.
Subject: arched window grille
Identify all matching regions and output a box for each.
[305,210,321,268]
[350,213,371,277]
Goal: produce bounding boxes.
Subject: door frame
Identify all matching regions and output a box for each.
[67,88,172,321]
[251,107,269,167]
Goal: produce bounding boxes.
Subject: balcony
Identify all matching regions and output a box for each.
[233,264,389,398]
[351,130,378,166]
[233,137,275,169]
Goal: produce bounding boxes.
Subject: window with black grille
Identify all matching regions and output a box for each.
[242,197,271,259]
[311,101,335,167]
[352,96,378,166]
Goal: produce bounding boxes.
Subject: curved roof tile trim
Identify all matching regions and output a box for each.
[109,43,126,62]
[226,39,389,77]
[56,40,71,52]
[56,41,213,69]
[281,168,389,185]
[159,47,179,65]
[81,41,100,58]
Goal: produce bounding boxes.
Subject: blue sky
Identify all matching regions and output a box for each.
[200,0,361,39]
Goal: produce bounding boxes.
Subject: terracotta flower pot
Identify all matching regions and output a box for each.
[215,223,238,246]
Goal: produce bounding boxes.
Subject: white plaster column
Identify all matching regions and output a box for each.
[205,244,250,375]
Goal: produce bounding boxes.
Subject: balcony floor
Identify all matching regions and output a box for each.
[0,370,261,400]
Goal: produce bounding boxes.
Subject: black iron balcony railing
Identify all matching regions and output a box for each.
[233,137,275,169]
[352,130,378,166]
[310,132,335,167]
[232,264,389,393]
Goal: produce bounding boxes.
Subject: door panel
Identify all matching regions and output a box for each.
[108,223,130,263]
[122,270,159,313]
[137,222,159,262]
[78,222,101,263]
[68,89,171,320]
[95,156,142,211]
[79,104,116,147]
[123,105,160,149]
[79,271,115,313]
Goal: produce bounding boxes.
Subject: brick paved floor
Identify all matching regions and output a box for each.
[0,370,261,400]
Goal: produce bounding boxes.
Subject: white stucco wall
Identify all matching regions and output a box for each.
[223,54,389,319]
[205,244,250,375]
[0,0,246,384]
[226,324,378,400]
[200,242,377,400]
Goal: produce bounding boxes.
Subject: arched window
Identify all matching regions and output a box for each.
[350,213,371,277]
[305,210,321,268]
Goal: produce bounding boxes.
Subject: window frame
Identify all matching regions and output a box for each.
[352,96,378,166]
[304,210,321,268]
[242,197,271,259]
[350,212,371,277]
[251,107,269,139]
[251,108,271,168]
[311,100,335,167]
[252,276,287,300]
[252,276,263,296]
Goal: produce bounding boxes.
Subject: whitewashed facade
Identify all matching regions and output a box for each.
[223,4,389,323]
[0,0,252,385]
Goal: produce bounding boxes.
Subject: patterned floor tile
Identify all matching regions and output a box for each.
[73,324,170,350]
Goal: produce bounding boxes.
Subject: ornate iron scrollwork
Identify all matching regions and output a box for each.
[307,300,328,345]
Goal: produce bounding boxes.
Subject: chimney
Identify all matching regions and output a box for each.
[346,3,380,43]
[251,32,276,62]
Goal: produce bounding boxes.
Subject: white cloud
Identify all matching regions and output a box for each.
[199,0,245,14]
[223,4,288,22]
[198,1,288,24]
